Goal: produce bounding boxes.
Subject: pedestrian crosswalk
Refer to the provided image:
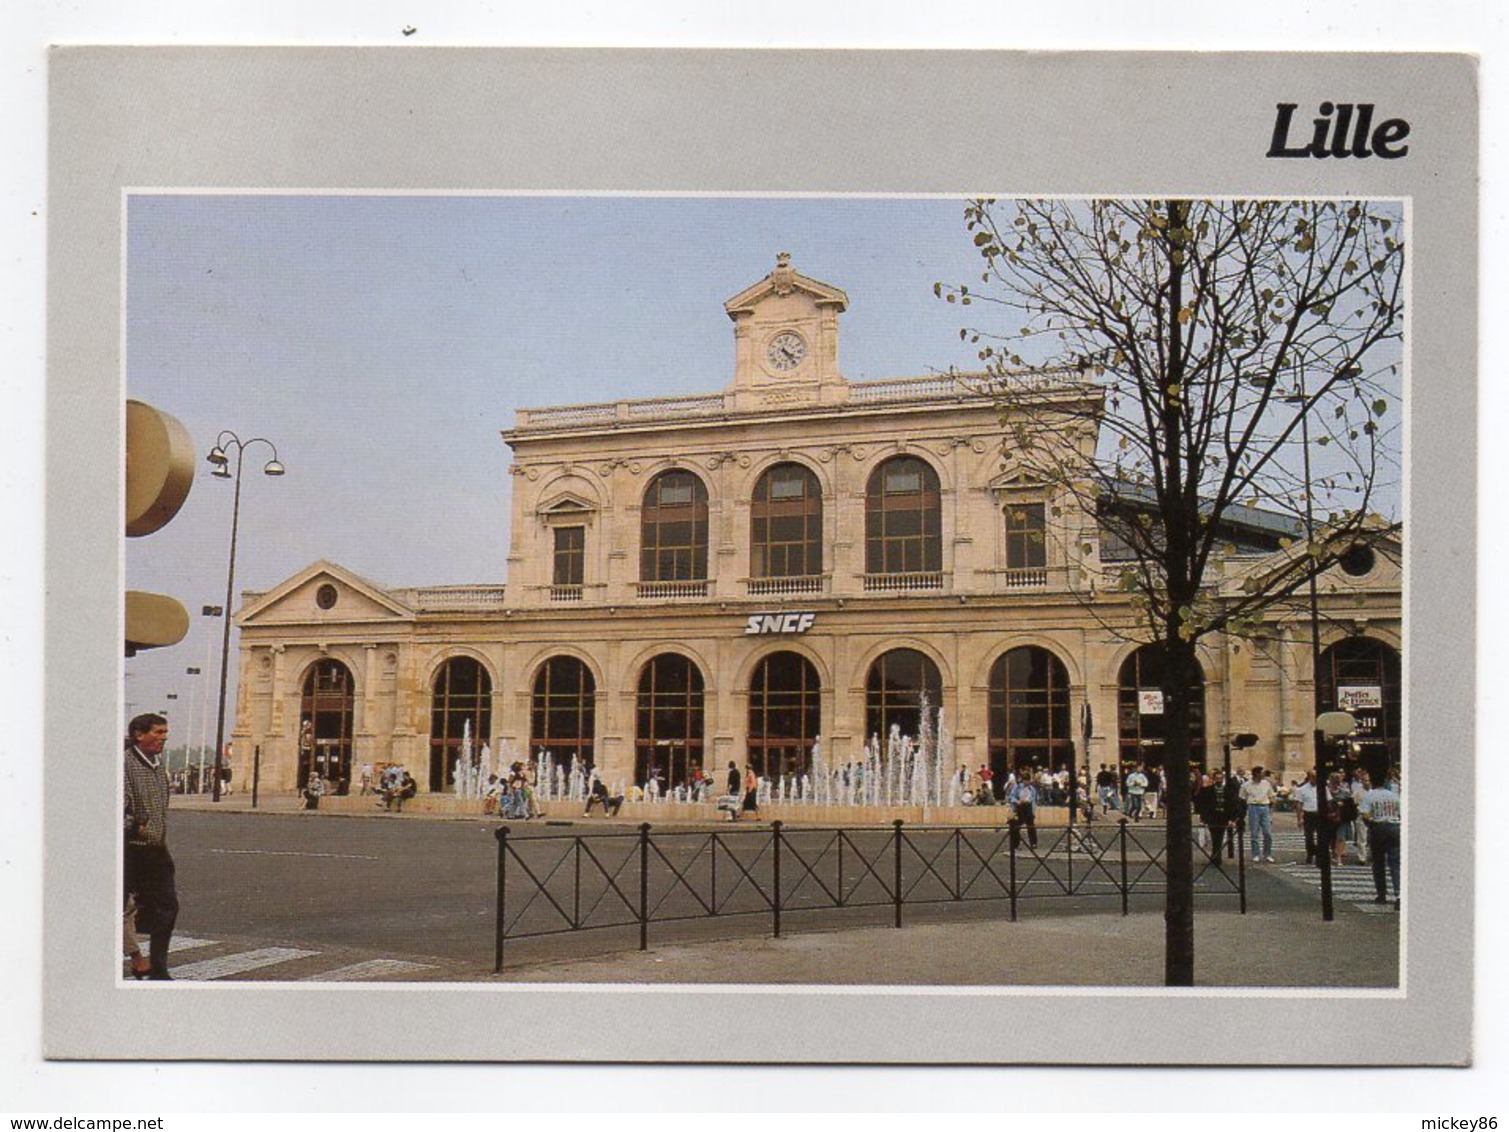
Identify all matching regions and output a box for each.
[127,934,439,982]
[1230,830,1397,913]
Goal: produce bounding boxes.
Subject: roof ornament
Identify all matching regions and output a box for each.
[772,252,795,296]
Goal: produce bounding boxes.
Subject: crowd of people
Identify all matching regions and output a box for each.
[483,761,542,820]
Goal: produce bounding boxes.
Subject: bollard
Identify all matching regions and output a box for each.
[494,825,509,973]
[1118,818,1130,916]
[893,819,905,928]
[639,822,651,952]
[772,820,783,939]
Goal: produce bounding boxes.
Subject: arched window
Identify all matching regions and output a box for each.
[987,646,1072,778]
[1116,645,1207,771]
[1317,637,1401,781]
[635,654,705,790]
[640,470,709,582]
[865,456,942,577]
[865,647,942,743]
[299,659,355,790]
[430,656,492,792]
[531,655,596,767]
[747,651,822,779]
[751,463,822,580]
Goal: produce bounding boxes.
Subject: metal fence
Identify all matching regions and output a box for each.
[492,818,1246,971]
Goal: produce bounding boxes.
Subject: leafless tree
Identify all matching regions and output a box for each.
[939,198,1403,985]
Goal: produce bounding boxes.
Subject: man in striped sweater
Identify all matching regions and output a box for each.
[124,713,178,980]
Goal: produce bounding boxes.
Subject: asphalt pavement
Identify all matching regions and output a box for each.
[159,793,1400,988]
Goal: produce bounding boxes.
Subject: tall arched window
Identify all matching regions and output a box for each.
[635,654,705,789]
[1317,637,1401,781]
[430,656,492,792]
[1116,645,1206,771]
[747,651,822,779]
[865,456,942,579]
[751,463,822,580]
[531,655,597,767]
[987,646,1072,777]
[299,659,355,790]
[640,470,709,582]
[865,647,942,743]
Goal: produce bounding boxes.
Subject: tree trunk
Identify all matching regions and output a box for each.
[1161,638,1199,986]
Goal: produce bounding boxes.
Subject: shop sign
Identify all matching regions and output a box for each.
[1337,685,1383,711]
[1138,690,1165,715]
[744,612,817,635]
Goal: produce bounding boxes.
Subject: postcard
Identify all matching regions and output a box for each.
[48,48,1476,1064]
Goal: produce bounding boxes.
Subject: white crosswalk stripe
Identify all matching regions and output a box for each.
[166,935,217,952]
[300,959,436,982]
[149,937,440,981]
[169,946,318,980]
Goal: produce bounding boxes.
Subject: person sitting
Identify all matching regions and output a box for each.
[583,777,624,817]
[387,770,417,813]
[501,776,533,820]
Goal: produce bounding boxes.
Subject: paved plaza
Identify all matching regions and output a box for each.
[141,796,1401,988]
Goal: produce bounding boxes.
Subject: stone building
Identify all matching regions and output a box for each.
[232,255,1403,795]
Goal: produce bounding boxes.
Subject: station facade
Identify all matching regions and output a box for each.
[232,256,1403,795]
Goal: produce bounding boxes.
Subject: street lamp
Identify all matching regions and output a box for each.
[1285,378,1334,920]
[1314,709,1357,922]
[207,431,284,803]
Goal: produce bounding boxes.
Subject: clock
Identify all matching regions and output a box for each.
[765,330,808,373]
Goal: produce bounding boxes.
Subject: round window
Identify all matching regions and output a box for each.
[316,583,339,610]
[1339,544,1376,578]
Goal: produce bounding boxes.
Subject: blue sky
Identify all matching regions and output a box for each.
[124,194,1015,729]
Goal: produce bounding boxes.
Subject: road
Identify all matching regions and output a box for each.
[154,809,1391,983]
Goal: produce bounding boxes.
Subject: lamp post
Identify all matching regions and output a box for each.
[206,432,284,803]
[198,607,221,792]
[1314,710,1358,921]
[1286,377,1336,919]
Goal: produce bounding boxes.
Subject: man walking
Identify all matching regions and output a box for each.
[1010,776,1039,850]
[1294,771,1321,865]
[1124,764,1148,822]
[1359,771,1402,908]
[1096,764,1119,813]
[1240,765,1278,862]
[123,713,178,980]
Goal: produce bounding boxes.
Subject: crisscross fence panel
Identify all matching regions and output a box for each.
[493,818,1246,971]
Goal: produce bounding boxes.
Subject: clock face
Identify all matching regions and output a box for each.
[765,330,808,373]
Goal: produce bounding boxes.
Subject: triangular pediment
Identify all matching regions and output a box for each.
[987,466,1050,494]
[539,491,597,516]
[1216,519,1402,598]
[724,254,848,319]
[237,560,415,626]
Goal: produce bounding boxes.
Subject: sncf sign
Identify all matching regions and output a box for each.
[744,612,817,635]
